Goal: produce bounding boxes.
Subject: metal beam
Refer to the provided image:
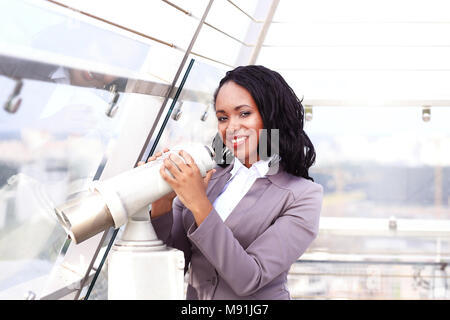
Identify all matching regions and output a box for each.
[248,0,280,65]
[302,99,450,107]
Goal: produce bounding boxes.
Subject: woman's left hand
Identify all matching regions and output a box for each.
[160,150,215,226]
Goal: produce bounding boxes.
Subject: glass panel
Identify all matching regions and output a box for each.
[0,0,177,299]
[0,75,171,299]
[85,58,226,299]
[0,73,118,299]
[150,59,226,154]
[51,0,203,52]
[192,0,260,68]
[0,0,150,75]
[40,0,214,84]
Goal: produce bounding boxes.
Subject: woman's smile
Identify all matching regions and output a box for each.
[231,135,248,147]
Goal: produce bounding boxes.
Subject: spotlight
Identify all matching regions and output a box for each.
[201,103,212,121]
[171,101,183,121]
[305,106,313,121]
[422,106,431,122]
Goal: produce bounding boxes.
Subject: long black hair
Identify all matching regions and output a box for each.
[213,65,316,181]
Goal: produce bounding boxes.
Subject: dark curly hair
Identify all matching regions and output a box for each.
[213,65,316,181]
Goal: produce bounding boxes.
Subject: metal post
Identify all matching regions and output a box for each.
[248,0,280,65]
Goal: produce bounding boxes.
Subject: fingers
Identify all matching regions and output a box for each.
[203,169,216,186]
[159,164,177,184]
[145,148,170,163]
[149,151,163,161]
[168,152,189,172]
[163,156,183,179]
[179,150,197,168]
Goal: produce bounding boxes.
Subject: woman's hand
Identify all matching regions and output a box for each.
[138,148,176,219]
[160,149,216,226]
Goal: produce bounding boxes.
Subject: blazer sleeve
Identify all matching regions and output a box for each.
[186,182,323,296]
[151,197,192,273]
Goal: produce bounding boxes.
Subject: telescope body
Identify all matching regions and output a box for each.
[55,143,216,244]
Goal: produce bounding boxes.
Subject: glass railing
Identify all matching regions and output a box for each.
[0,65,128,299]
[0,0,180,299]
[288,259,450,299]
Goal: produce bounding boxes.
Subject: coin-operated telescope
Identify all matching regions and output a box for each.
[54,143,216,299]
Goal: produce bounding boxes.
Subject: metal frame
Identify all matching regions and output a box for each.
[234,0,279,66]
[248,0,280,65]
[137,0,214,162]
[318,216,450,238]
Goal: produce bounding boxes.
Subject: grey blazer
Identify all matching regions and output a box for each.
[151,160,323,300]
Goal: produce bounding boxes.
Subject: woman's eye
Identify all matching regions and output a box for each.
[217,116,228,122]
[240,111,251,117]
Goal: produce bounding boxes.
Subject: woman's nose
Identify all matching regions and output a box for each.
[226,118,240,133]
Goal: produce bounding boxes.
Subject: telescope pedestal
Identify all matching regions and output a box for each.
[107,208,185,299]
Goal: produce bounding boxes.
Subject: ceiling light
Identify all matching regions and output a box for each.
[305,105,313,121]
[422,106,431,122]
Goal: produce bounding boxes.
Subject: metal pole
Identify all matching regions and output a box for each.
[248,0,280,65]
[137,0,215,163]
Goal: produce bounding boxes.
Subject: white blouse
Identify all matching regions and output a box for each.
[212,157,272,222]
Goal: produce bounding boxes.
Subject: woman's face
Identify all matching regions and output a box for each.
[215,81,264,168]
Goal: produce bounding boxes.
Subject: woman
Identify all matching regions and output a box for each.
[147,65,323,300]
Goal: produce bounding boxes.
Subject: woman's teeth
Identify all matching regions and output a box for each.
[232,137,246,144]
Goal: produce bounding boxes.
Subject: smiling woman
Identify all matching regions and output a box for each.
[215,80,264,168]
[213,65,317,180]
[149,65,323,300]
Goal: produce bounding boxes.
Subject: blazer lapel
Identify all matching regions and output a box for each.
[224,177,272,229]
[204,158,285,231]
[223,159,285,230]
[206,165,233,204]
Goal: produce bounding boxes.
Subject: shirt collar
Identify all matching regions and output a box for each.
[252,157,272,177]
[229,156,245,178]
[230,155,277,179]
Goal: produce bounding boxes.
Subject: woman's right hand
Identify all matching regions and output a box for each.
[137,148,176,219]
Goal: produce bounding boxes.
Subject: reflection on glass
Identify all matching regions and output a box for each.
[0,0,150,74]
[0,0,155,298]
[0,54,128,105]
[0,71,128,298]
[150,59,225,154]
